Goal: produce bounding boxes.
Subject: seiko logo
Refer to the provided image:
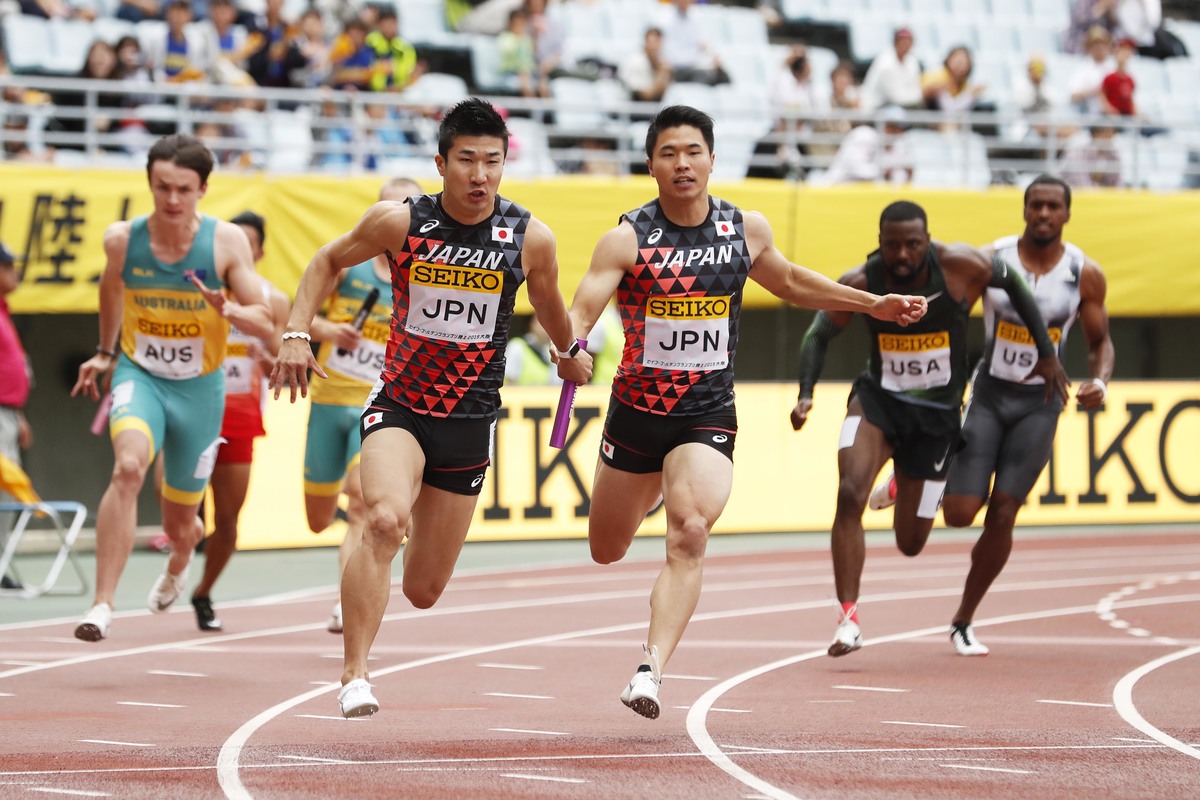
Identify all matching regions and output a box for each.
[647,228,663,245]
[712,434,728,444]
[419,220,440,233]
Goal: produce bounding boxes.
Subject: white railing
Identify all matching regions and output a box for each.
[2,75,1198,189]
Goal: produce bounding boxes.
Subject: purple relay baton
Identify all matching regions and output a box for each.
[549,338,587,449]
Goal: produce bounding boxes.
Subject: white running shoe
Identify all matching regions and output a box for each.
[75,603,112,642]
[868,472,897,510]
[828,617,863,657]
[338,678,379,718]
[327,602,343,633]
[950,622,989,656]
[619,644,662,719]
[148,565,189,613]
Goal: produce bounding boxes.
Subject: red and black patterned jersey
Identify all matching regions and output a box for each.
[377,193,529,418]
[611,197,751,415]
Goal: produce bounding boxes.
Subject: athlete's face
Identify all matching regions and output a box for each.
[878,218,930,286]
[1023,184,1070,247]
[647,125,713,202]
[148,160,206,224]
[435,135,506,221]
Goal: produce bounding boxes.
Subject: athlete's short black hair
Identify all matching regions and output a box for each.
[231,210,266,248]
[879,200,927,230]
[147,134,215,185]
[644,105,715,158]
[1024,174,1072,210]
[438,97,509,158]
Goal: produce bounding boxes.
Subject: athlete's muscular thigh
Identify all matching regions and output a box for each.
[837,397,893,508]
[588,460,662,564]
[359,427,424,552]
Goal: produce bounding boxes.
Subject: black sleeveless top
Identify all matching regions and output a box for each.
[862,246,971,410]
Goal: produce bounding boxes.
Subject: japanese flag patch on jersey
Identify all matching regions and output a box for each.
[714,220,733,237]
[491,226,513,243]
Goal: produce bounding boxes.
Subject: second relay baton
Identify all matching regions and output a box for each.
[336,287,381,356]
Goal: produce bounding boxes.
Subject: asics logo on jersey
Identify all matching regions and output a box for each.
[471,474,485,488]
[647,228,663,245]
[419,220,440,233]
[712,434,728,443]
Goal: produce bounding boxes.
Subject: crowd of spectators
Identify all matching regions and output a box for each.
[0,0,1196,183]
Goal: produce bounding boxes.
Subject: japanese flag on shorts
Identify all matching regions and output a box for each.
[364,412,384,429]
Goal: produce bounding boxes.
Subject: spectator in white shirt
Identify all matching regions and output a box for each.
[815,105,913,186]
[1068,25,1116,116]
[618,26,674,104]
[657,0,729,85]
[859,26,923,112]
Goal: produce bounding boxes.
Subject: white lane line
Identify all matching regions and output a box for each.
[116,701,185,709]
[441,707,488,711]
[489,728,568,736]
[808,700,853,703]
[147,670,206,678]
[215,582,1200,799]
[293,714,365,721]
[665,674,717,682]
[1037,700,1113,708]
[834,685,909,693]
[1112,644,1200,761]
[277,755,357,764]
[477,662,542,671]
[307,681,337,687]
[27,788,111,797]
[686,594,1200,800]
[1,660,39,666]
[712,708,753,714]
[500,773,586,784]
[941,764,1034,775]
[1112,737,1157,743]
[0,692,13,697]
[78,740,155,748]
[483,692,553,700]
[882,721,964,729]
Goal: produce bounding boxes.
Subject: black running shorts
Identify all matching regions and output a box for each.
[600,399,737,474]
[361,393,493,496]
[851,375,961,481]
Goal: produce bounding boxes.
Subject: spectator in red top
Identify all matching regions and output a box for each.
[1101,37,1138,116]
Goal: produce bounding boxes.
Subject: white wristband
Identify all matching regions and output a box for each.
[282,331,312,343]
[1091,378,1107,401]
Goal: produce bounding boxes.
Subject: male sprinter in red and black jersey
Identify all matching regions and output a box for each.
[271,99,592,719]
[567,105,928,720]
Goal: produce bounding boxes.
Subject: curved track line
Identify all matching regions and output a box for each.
[214,584,1200,799]
[1112,645,1200,760]
[686,596,1200,800]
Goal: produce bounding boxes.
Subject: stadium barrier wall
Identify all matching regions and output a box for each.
[3,167,1200,316]
[236,381,1200,550]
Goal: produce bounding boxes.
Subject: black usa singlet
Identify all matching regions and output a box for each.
[611,197,752,415]
[378,193,528,418]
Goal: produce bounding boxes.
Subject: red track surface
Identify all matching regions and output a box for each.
[2,529,1199,799]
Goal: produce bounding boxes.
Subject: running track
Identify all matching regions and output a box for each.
[1,528,1198,799]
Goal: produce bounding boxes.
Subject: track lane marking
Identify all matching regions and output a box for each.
[686,594,1200,800]
[1112,644,1200,761]
[940,764,1034,775]
[1037,700,1112,708]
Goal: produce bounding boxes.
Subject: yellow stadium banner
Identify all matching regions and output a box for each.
[3,165,1200,316]
[236,380,1200,550]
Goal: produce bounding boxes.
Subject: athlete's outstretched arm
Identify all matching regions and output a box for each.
[271,201,409,402]
[569,223,632,341]
[1075,259,1114,409]
[988,253,1070,403]
[790,271,859,432]
[522,218,592,385]
[210,220,273,340]
[744,212,927,324]
[72,222,129,401]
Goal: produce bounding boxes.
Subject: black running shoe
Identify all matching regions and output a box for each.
[192,596,223,631]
